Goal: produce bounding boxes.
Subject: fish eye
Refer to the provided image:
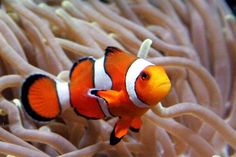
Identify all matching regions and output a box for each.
[140,72,149,80]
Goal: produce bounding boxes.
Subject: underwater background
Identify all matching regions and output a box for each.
[0,0,236,156]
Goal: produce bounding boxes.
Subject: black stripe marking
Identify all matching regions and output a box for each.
[69,62,78,79]
[68,82,73,108]
[107,107,115,117]
[54,82,62,115]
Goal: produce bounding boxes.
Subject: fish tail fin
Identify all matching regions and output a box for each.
[21,74,61,122]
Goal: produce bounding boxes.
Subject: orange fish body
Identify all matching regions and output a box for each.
[21,47,171,145]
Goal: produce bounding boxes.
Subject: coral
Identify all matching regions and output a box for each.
[0,0,235,156]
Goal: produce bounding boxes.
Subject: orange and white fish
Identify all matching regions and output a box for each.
[21,47,171,145]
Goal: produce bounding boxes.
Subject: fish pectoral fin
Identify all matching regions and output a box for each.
[110,117,133,145]
[90,89,122,105]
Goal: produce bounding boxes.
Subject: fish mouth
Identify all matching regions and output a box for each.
[157,82,171,88]
[156,82,171,93]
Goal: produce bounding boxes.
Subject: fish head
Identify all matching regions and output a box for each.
[135,65,171,106]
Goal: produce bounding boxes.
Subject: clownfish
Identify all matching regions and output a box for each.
[21,47,171,145]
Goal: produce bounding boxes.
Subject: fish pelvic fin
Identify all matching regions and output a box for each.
[110,117,133,145]
[21,74,61,122]
[129,117,142,132]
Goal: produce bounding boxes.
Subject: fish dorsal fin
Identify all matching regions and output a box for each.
[105,47,135,60]
[69,56,95,80]
[104,46,136,65]
[104,47,136,90]
[105,47,125,56]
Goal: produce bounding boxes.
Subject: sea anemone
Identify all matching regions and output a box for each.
[0,0,235,156]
